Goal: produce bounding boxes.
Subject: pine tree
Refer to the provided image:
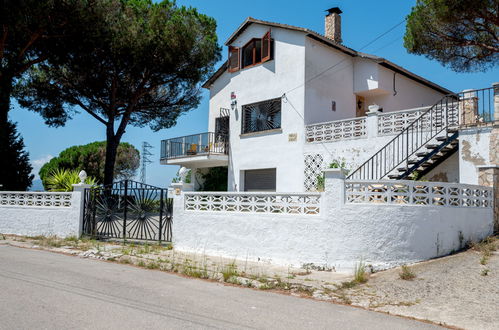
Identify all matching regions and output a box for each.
[0,121,34,190]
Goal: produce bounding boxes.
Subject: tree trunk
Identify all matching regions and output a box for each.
[0,74,13,131]
[103,124,120,187]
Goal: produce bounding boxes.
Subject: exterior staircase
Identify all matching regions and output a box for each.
[347,93,462,181]
[389,129,459,179]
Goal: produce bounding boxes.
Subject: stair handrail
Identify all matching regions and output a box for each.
[347,93,461,180]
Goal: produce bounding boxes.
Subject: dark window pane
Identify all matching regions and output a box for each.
[242,41,254,67]
[254,39,262,63]
[242,98,281,134]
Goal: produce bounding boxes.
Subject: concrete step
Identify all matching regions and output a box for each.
[416,151,429,157]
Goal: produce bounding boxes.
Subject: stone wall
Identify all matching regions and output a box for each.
[479,166,499,233]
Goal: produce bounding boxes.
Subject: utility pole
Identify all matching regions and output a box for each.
[140,142,153,184]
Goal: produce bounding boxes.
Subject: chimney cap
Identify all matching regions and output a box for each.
[326,7,342,15]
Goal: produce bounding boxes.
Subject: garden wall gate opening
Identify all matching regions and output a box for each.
[82,180,172,242]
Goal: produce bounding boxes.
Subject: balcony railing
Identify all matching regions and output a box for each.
[160,132,228,160]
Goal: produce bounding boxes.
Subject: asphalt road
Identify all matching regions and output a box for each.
[0,246,440,329]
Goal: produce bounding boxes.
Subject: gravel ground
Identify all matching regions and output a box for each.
[342,237,499,330]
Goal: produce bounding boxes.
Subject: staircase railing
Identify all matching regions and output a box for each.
[347,86,495,180]
[347,94,460,180]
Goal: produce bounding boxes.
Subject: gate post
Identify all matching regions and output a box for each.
[72,183,92,237]
[159,188,164,242]
[123,180,128,240]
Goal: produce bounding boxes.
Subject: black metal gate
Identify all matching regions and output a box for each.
[82,180,173,242]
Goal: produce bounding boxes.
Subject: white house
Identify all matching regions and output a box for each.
[161,8,498,195]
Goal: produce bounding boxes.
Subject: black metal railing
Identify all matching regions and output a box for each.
[460,86,496,125]
[347,87,495,180]
[82,180,172,242]
[160,132,228,160]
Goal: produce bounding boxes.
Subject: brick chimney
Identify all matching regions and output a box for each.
[325,7,342,43]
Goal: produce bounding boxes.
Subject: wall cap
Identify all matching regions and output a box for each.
[324,168,348,178]
[477,165,499,169]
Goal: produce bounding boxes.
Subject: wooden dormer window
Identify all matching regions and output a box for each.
[228,30,272,73]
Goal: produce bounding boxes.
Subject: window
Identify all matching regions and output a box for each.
[244,168,276,192]
[228,46,239,72]
[227,30,272,72]
[241,98,281,134]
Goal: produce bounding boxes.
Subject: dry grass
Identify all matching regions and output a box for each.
[353,261,369,284]
[399,265,416,280]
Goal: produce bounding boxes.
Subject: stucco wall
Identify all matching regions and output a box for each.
[172,183,493,272]
[304,37,355,124]
[363,66,445,113]
[0,192,82,238]
[209,24,307,192]
[459,126,493,184]
[426,152,460,182]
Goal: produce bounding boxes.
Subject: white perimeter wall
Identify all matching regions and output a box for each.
[0,192,82,238]
[172,188,493,272]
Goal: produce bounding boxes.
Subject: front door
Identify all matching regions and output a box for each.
[356,95,365,117]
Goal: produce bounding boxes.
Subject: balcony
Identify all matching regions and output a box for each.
[160,132,229,167]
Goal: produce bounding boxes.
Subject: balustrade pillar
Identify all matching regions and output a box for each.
[366,106,380,138]
[72,183,92,237]
[460,89,478,125]
[493,82,499,122]
[324,168,347,209]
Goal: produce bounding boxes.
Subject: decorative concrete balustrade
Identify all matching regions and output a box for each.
[305,107,433,143]
[0,192,73,208]
[345,180,492,208]
[305,117,366,142]
[184,192,321,215]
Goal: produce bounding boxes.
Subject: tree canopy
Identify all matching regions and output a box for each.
[39,141,140,189]
[16,0,221,186]
[404,0,499,72]
[1,0,114,190]
[0,121,33,190]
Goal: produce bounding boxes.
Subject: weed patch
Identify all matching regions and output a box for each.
[354,261,369,284]
[221,262,238,282]
[399,265,416,280]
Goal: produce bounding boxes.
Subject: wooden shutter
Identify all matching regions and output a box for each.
[228,46,240,72]
[261,30,271,63]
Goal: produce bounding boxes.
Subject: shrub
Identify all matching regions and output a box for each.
[45,169,97,192]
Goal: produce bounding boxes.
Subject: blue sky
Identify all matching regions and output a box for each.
[11,0,498,190]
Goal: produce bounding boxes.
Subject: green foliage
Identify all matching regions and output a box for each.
[46,169,97,192]
[353,261,369,284]
[404,0,499,72]
[172,169,191,184]
[16,0,221,186]
[329,158,347,169]
[0,121,34,191]
[198,167,228,191]
[39,141,139,190]
[316,174,325,192]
